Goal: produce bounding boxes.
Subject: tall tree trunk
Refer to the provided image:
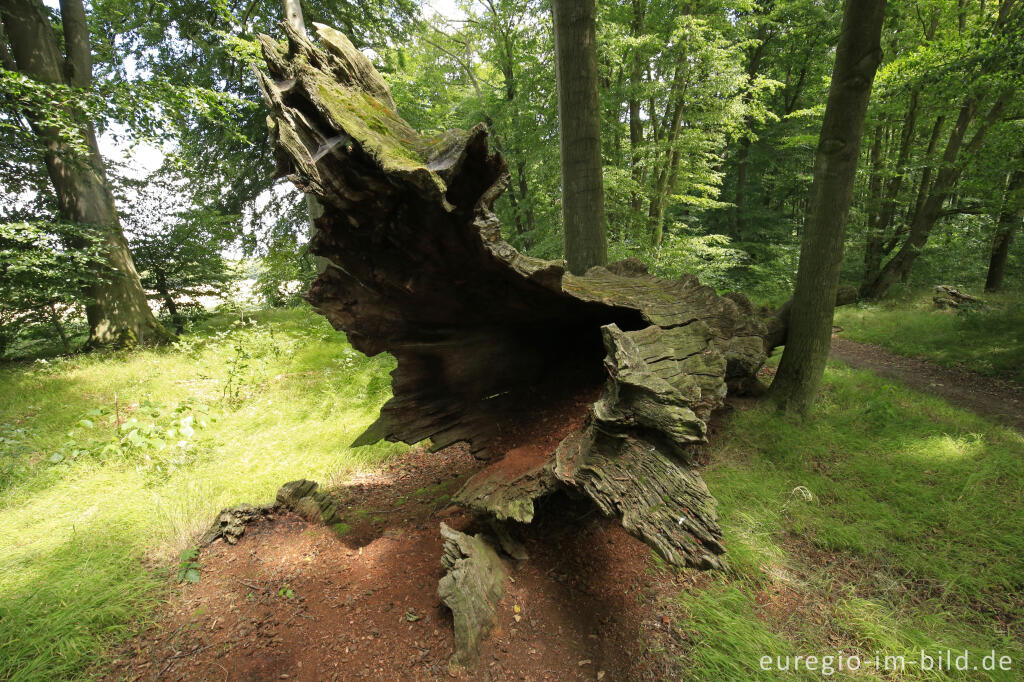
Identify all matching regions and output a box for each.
[551,0,607,274]
[863,90,920,287]
[862,124,886,281]
[516,162,537,233]
[1,0,169,347]
[48,303,71,353]
[985,168,1024,292]
[733,25,768,239]
[769,0,886,416]
[628,0,647,216]
[648,94,684,247]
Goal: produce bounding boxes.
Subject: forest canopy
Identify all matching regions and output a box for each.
[1,0,1022,353]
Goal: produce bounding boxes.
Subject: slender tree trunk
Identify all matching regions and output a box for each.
[734,138,750,239]
[628,0,647,216]
[48,303,71,353]
[154,270,183,332]
[985,169,1024,292]
[516,162,536,233]
[551,0,606,273]
[769,0,886,416]
[862,125,886,281]
[1,0,169,347]
[733,28,768,238]
[863,91,920,287]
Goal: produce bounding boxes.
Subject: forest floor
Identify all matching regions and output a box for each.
[3,307,1023,681]
[829,336,1024,431]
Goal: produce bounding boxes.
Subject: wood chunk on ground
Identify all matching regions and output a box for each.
[437,522,508,667]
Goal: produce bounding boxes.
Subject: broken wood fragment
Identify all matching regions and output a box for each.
[437,523,508,667]
[933,284,983,309]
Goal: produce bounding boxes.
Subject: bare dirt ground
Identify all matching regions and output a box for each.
[830,335,1024,431]
[109,398,690,682]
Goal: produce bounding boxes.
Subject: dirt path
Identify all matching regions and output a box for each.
[830,335,1024,431]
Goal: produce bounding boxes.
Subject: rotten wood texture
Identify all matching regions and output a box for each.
[933,284,983,309]
[256,24,801,571]
[437,523,508,667]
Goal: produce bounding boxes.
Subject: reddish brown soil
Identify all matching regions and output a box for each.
[467,385,601,484]
[110,388,683,682]
[829,335,1024,431]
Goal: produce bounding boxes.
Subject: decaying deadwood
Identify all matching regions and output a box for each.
[437,523,508,666]
[256,24,809,577]
[933,284,983,309]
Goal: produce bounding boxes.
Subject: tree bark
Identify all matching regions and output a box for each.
[254,24,838,573]
[985,169,1023,292]
[733,24,769,239]
[1,0,169,347]
[551,0,607,274]
[769,0,886,416]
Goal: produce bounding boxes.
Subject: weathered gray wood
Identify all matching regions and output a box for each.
[933,284,983,309]
[255,24,814,576]
[437,523,508,667]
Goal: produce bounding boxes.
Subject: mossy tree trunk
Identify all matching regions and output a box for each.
[255,22,839,573]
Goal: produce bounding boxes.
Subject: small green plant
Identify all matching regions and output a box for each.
[176,548,201,584]
[278,584,295,600]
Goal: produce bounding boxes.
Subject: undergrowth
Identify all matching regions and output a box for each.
[2,305,1021,680]
[667,360,1024,680]
[0,308,404,681]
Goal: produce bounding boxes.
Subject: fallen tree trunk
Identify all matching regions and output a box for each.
[255,24,811,573]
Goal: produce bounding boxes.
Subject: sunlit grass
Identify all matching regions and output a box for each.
[672,361,1024,680]
[834,290,1024,382]
[0,308,404,680]
[2,306,1022,681]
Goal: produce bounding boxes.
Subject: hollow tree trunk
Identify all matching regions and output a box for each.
[255,24,830,575]
[0,0,169,347]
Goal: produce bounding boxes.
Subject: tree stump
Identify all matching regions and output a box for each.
[256,22,810,661]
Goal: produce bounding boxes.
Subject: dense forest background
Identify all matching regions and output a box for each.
[2,0,1022,357]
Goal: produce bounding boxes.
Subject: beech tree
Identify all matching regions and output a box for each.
[551,0,607,274]
[0,0,168,347]
[985,167,1024,292]
[768,0,887,415]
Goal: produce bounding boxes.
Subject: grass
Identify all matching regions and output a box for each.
[2,305,1022,681]
[667,359,1024,680]
[834,290,1024,383]
[0,308,405,681]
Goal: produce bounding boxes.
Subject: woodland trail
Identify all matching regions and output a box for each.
[829,335,1024,432]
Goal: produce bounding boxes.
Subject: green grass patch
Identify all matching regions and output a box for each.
[0,308,405,680]
[834,290,1024,382]
[669,360,1024,680]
